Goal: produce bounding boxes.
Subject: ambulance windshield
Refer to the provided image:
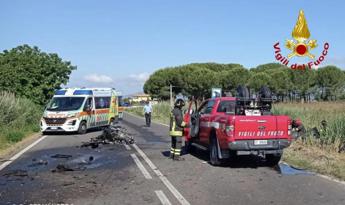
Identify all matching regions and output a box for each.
[47,97,85,111]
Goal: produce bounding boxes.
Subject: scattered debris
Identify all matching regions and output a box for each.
[51,154,73,159]
[311,127,320,139]
[89,156,94,161]
[81,125,134,148]
[338,143,345,153]
[28,159,48,167]
[51,164,75,172]
[3,170,28,177]
[63,182,75,186]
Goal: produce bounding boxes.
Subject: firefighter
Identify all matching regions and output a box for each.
[169,98,187,161]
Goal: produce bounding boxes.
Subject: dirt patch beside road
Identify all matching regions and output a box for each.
[0,132,41,162]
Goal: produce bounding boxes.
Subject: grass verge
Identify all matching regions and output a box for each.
[0,92,42,152]
[126,102,171,125]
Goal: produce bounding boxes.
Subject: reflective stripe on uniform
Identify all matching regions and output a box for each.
[169,130,183,136]
[174,149,181,155]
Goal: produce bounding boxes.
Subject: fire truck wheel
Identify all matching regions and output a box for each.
[266,154,282,166]
[210,137,221,166]
[77,121,87,134]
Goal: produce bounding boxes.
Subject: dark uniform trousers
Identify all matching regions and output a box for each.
[169,107,186,158]
[171,136,182,157]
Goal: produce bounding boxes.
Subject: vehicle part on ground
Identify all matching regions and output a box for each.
[52,164,75,172]
[81,125,134,148]
[3,169,28,177]
[51,154,72,159]
[28,159,48,167]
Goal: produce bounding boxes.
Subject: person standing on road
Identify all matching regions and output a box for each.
[169,98,187,161]
[143,101,152,127]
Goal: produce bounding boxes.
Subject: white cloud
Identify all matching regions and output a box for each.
[129,72,150,82]
[84,74,113,83]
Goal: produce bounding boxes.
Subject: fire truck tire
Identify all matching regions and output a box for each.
[210,137,221,166]
[77,121,87,134]
[266,153,282,166]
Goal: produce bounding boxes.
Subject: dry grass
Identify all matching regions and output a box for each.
[273,102,345,180]
[284,140,345,180]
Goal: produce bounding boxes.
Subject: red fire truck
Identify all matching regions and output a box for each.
[183,86,303,166]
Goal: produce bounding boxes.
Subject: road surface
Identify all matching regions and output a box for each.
[0,113,344,205]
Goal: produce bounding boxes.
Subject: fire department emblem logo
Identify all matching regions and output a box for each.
[285,10,317,59]
[273,10,329,70]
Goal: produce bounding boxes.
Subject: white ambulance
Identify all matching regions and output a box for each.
[41,88,121,134]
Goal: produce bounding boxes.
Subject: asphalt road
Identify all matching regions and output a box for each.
[0,113,344,205]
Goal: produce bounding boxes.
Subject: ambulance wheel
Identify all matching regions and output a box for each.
[78,121,87,134]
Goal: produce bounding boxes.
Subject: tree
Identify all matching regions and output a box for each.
[217,67,250,93]
[316,66,345,100]
[0,45,76,105]
[248,72,272,91]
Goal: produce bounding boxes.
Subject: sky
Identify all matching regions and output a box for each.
[1,0,345,95]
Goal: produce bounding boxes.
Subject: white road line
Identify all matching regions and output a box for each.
[130,153,152,179]
[132,144,190,205]
[155,190,172,205]
[124,144,131,150]
[0,135,48,171]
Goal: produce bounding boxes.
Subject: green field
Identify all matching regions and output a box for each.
[0,92,42,151]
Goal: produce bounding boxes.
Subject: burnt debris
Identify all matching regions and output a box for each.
[51,154,73,159]
[81,125,134,148]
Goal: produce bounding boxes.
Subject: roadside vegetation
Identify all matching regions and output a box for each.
[0,92,42,151]
[0,45,75,151]
[127,102,171,125]
[128,101,345,180]
[272,102,345,180]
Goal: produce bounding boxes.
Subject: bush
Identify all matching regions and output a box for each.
[0,91,42,146]
[6,131,25,143]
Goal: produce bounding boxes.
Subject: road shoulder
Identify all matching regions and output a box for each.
[0,132,42,161]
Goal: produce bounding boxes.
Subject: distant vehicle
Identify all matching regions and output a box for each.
[122,102,131,107]
[184,86,304,166]
[41,88,121,134]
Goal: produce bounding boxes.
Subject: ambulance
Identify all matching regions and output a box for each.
[41,88,121,134]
